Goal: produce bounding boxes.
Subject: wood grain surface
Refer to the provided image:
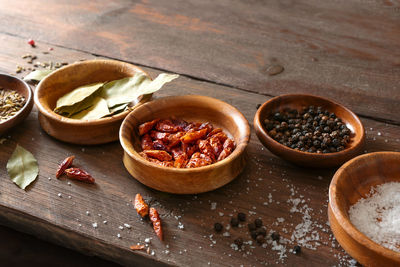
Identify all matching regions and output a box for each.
[0,0,399,123]
[0,32,400,266]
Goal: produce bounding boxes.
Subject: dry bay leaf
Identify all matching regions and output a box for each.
[6,145,39,190]
[55,82,104,113]
[23,69,54,82]
[70,97,110,120]
[100,73,179,108]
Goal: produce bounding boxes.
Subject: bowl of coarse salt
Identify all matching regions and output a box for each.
[329,151,400,266]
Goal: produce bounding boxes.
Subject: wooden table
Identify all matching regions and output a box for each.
[0,0,399,266]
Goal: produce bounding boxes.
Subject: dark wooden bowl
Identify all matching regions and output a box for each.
[34,59,151,145]
[119,95,250,194]
[0,73,33,135]
[253,94,365,168]
[329,152,400,266]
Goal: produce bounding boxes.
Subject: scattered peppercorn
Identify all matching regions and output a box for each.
[250,230,257,240]
[271,232,280,241]
[237,212,246,222]
[263,105,351,153]
[254,218,263,228]
[214,222,223,232]
[256,235,265,244]
[234,238,243,248]
[230,217,239,227]
[256,103,261,109]
[248,223,256,231]
[256,228,267,237]
[293,245,301,254]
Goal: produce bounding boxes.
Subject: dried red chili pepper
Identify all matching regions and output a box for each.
[143,150,172,161]
[180,128,208,144]
[141,134,153,150]
[134,193,149,218]
[64,167,95,184]
[56,156,75,178]
[27,39,35,47]
[149,207,163,241]
[130,244,145,251]
[139,119,160,136]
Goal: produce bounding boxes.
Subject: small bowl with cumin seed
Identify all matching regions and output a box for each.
[253,94,365,168]
[34,59,152,145]
[0,73,33,135]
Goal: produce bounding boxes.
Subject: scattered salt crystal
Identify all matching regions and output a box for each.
[377,132,382,136]
[178,222,184,229]
[48,177,51,180]
[222,232,230,237]
[103,220,107,224]
[68,196,71,199]
[117,233,121,238]
[68,182,71,186]
[210,202,217,210]
[86,211,90,216]
[98,213,102,217]
[119,226,124,230]
[219,212,224,216]
[124,223,131,229]
[57,193,62,198]
[145,237,151,243]
[92,222,98,228]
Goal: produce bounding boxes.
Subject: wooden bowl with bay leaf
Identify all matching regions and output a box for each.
[34,59,178,144]
[119,95,251,194]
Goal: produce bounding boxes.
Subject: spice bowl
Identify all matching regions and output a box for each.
[328,152,400,266]
[253,94,365,168]
[119,95,250,194]
[34,59,151,145]
[0,73,33,135]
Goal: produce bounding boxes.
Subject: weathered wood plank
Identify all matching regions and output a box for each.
[0,0,399,123]
[0,33,400,266]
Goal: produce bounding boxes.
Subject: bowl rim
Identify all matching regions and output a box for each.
[119,94,250,173]
[329,151,400,259]
[34,59,150,126]
[253,93,365,159]
[0,73,33,125]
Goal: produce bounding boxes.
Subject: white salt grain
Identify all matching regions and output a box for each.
[349,182,400,252]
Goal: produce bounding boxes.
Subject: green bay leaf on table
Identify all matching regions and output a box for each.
[6,145,39,190]
[54,82,104,113]
[70,97,110,120]
[99,73,179,108]
[23,69,54,82]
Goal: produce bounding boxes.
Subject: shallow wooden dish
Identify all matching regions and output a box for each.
[253,94,365,168]
[119,95,250,194]
[329,152,400,266]
[34,59,150,145]
[0,73,33,135]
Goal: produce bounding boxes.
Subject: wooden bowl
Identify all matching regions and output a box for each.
[34,59,151,145]
[0,73,33,135]
[329,152,400,266]
[253,94,365,168]
[119,95,250,194]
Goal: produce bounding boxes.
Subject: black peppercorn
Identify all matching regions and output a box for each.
[254,218,263,228]
[293,245,301,254]
[256,228,267,237]
[250,230,257,240]
[256,235,265,244]
[214,223,223,232]
[234,237,243,247]
[237,212,246,222]
[263,105,351,154]
[230,217,239,227]
[271,232,280,241]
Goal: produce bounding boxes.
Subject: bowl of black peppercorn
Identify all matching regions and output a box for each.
[254,94,365,168]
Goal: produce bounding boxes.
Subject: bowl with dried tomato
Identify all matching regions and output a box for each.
[120,95,250,194]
